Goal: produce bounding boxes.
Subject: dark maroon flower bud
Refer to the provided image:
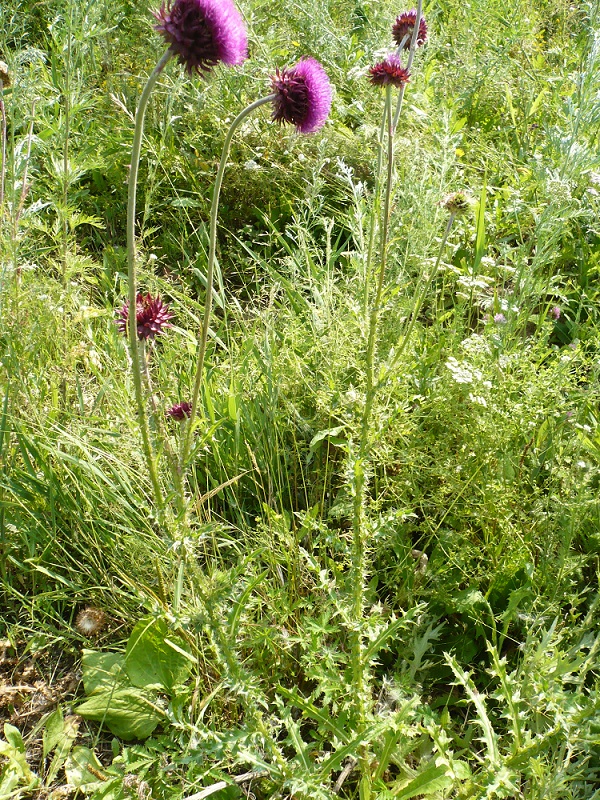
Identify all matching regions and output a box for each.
[369,55,410,88]
[392,10,428,49]
[166,402,193,420]
[117,293,174,340]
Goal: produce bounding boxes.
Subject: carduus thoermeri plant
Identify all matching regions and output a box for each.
[123,0,247,513]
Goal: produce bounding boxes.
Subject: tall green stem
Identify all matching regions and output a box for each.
[182,94,276,468]
[351,86,394,787]
[127,49,172,512]
[392,0,422,134]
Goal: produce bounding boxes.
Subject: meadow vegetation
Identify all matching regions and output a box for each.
[1,0,600,797]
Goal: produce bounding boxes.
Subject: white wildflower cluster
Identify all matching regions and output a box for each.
[446,357,492,411]
[445,357,482,384]
[461,333,492,356]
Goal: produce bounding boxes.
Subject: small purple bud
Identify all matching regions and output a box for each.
[167,402,193,420]
[369,54,410,88]
[392,10,428,49]
[551,306,561,321]
[117,293,174,340]
[494,313,507,324]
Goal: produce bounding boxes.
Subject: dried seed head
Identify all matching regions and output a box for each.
[441,191,474,216]
[75,608,107,636]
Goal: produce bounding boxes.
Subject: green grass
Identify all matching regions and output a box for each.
[1,0,600,797]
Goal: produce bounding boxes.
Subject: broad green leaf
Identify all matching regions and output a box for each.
[43,707,65,760]
[75,687,163,740]
[124,617,193,692]
[82,650,126,695]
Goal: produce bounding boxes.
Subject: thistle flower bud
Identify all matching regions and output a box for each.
[117,293,174,340]
[167,401,193,420]
[392,10,427,49]
[369,55,410,88]
[441,191,474,216]
[271,58,333,134]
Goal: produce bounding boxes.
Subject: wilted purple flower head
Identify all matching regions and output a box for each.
[154,0,247,75]
[369,55,410,88]
[494,313,507,324]
[117,293,174,340]
[392,10,427,49]
[551,305,561,321]
[167,401,193,420]
[271,58,332,134]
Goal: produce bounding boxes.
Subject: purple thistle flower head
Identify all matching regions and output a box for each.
[271,58,333,134]
[392,10,428,49]
[551,305,561,321]
[117,293,174,340]
[493,312,507,324]
[166,401,193,420]
[154,0,247,76]
[369,55,410,88]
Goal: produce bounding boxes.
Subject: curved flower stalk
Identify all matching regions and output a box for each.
[182,59,332,465]
[125,0,247,512]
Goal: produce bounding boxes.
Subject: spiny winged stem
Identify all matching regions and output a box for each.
[392,0,422,133]
[139,339,186,516]
[191,568,289,778]
[350,86,394,785]
[127,49,172,513]
[0,78,6,215]
[182,94,276,469]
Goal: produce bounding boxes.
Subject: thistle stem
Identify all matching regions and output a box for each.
[183,93,276,468]
[0,79,6,216]
[392,0,422,134]
[127,48,172,512]
[351,86,394,784]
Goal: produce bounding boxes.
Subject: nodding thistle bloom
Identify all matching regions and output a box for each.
[271,58,332,134]
[167,401,193,420]
[369,55,410,88]
[117,293,174,340]
[441,191,474,216]
[551,306,561,321]
[154,0,247,75]
[392,10,427,49]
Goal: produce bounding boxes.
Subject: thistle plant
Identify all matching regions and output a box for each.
[348,3,427,787]
[124,0,248,513]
